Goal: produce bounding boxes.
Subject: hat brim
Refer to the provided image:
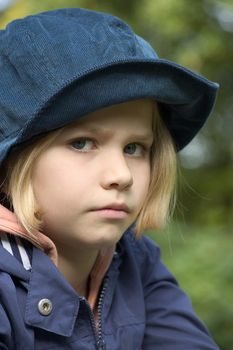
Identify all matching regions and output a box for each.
[3,58,219,162]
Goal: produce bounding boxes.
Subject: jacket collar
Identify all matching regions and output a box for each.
[0,243,29,282]
[0,241,79,336]
[25,246,79,336]
[25,244,122,336]
[0,202,117,335]
[0,203,58,264]
[0,232,125,336]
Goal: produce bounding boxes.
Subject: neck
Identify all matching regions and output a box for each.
[56,244,99,297]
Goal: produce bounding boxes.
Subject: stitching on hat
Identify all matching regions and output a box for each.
[21,22,60,89]
[0,129,19,141]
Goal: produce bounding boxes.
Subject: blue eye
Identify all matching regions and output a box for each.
[71,138,94,151]
[124,143,143,156]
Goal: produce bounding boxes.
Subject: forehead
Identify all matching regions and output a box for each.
[64,98,155,133]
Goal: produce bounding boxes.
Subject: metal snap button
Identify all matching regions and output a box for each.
[38,298,53,316]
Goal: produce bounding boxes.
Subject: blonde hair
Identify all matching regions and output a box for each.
[1,130,63,233]
[1,104,177,236]
[135,105,177,235]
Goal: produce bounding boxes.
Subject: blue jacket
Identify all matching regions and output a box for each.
[0,229,219,350]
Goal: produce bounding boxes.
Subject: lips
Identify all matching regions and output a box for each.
[89,203,130,219]
[91,203,130,213]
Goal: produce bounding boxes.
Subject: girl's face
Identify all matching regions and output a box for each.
[32,99,154,250]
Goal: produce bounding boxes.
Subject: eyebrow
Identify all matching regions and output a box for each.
[66,124,154,142]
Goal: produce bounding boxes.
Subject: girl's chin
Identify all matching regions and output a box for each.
[58,234,121,250]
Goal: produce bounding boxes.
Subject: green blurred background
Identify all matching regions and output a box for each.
[0,0,232,348]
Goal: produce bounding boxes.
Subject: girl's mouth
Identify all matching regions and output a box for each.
[90,203,130,219]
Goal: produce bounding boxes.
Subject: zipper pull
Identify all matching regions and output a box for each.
[97,338,106,350]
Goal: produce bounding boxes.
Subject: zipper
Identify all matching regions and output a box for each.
[96,276,108,349]
[80,276,109,350]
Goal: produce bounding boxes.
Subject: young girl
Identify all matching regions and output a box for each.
[0,7,220,350]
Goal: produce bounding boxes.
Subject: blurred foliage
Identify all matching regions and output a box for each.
[0,0,232,348]
[147,224,233,350]
[176,165,233,231]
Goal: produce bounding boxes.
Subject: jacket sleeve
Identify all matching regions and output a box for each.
[140,236,220,350]
[0,304,12,350]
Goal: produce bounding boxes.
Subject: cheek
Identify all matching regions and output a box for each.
[32,153,68,209]
[32,153,90,214]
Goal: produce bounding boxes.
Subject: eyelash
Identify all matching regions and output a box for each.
[70,138,95,151]
[69,137,150,156]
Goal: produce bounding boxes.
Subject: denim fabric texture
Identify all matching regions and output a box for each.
[0,8,219,163]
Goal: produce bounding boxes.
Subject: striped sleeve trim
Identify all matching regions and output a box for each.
[0,231,32,270]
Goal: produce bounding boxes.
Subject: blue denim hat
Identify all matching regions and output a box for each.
[0,8,219,163]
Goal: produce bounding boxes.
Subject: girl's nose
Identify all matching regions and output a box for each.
[100,152,133,191]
